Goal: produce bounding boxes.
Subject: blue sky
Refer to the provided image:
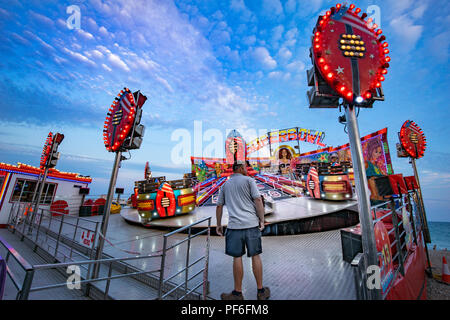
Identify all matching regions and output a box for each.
[0,0,449,221]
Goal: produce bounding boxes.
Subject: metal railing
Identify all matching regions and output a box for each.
[351,190,425,300]
[158,217,211,300]
[4,203,212,300]
[0,236,34,300]
[8,202,100,265]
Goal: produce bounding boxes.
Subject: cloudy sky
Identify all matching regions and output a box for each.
[0,0,449,221]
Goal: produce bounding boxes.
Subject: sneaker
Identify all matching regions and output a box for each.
[221,291,244,300]
[257,287,271,300]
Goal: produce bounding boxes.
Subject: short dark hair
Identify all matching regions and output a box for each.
[233,162,244,172]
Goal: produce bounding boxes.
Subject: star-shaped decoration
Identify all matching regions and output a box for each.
[336,66,344,74]
[329,21,335,25]
[330,29,334,33]
[372,40,377,45]
[369,69,375,76]
[369,54,374,59]
[325,49,331,55]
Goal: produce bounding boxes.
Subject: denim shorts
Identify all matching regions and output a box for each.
[225,227,262,257]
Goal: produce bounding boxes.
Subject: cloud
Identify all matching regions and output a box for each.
[63,47,96,67]
[76,29,95,40]
[107,53,130,72]
[277,47,292,61]
[251,47,277,70]
[389,15,423,52]
[23,30,54,52]
[243,35,256,46]
[29,10,54,28]
[284,0,296,14]
[271,25,284,44]
[154,75,174,93]
[428,31,450,63]
[268,71,282,79]
[102,63,112,72]
[261,0,283,17]
[286,60,305,73]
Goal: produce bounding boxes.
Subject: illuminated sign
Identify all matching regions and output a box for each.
[312,3,390,104]
[103,88,137,152]
[399,120,426,159]
[246,127,326,154]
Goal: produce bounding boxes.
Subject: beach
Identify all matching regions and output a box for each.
[427,249,450,300]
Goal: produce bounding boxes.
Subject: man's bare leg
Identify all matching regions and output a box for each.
[251,254,263,289]
[233,257,244,292]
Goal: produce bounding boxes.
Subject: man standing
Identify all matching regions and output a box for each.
[216,161,270,300]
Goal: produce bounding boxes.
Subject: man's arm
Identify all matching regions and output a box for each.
[253,197,265,231]
[216,205,224,236]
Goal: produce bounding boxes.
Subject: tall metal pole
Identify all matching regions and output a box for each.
[411,157,433,276]
[411,157,431,243]
[92,151,122,278]
[345,105,381,300]
[28,168,49,234]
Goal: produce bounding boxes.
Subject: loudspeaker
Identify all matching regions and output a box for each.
[404,176,418,191]
[374,174,408,196]
[374,176,393,196]
[388,174,407,195]
[79,188,90,195]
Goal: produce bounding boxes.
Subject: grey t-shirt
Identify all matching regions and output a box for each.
[216,173,261,229]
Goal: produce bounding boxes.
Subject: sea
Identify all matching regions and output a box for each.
[428,221,450,250]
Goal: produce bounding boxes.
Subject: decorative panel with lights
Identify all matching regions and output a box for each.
[312,3,390,104]
[399,120,427,159]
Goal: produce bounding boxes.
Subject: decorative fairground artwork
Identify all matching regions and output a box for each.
[144,161,151,180]
[312,3,390,105]
[40,132,53,169]
[225,130,246,164]
[155,182,176,218]
[399,120,427,159]
[274,145,296,175]
[402,206,413,251]
[294,128,393,175]
[374,221,394,294]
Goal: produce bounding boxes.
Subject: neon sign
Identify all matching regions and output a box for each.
[246,127,326,154]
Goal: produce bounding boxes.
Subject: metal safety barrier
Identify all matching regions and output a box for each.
[4,203,211,300]
[351,190,425,300]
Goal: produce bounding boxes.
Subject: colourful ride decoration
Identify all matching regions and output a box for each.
[226,130,246,164]
[155,182,176,218]
[312,3,390,105]
[399,120,426,159]
[374,221,394,295]
[246,127,326,155]
[134,168,196,223]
